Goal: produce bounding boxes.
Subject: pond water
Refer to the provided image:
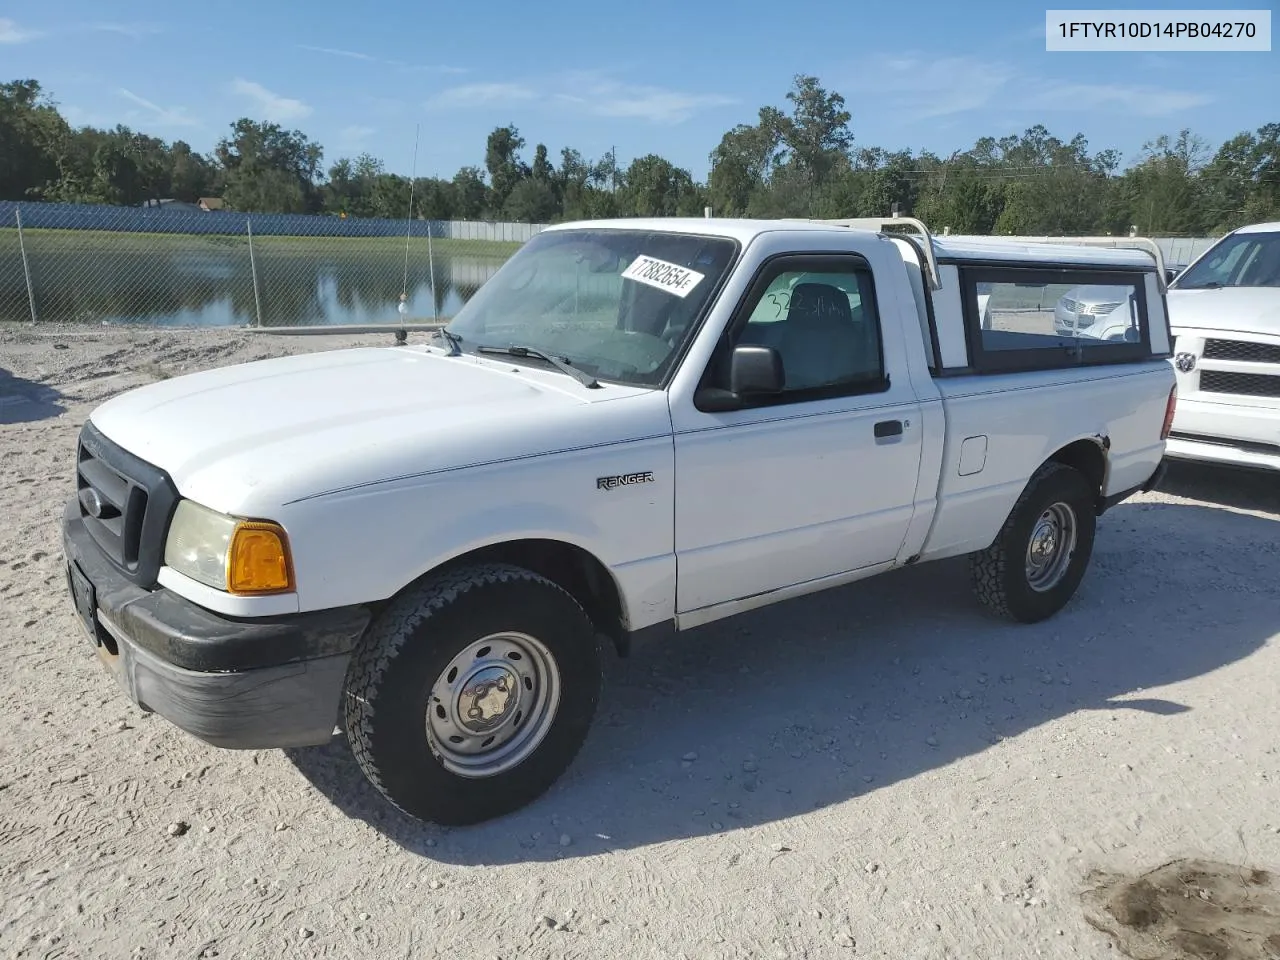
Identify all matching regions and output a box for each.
[0,234,510,326]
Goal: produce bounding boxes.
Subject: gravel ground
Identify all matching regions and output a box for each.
[3,323,1279,960]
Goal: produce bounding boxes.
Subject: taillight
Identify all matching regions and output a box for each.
[1160,384,1177,440]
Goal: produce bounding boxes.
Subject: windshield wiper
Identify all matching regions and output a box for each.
[475,344,600,389]
[1180,281,1223,290]
[432,327,462,356]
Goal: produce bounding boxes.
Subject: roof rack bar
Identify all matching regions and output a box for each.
[816,217,942,291]
[786,219,1169,294]
[1013,236,1169,293]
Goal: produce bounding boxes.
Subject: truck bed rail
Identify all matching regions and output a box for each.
[1008,236,1169,292]
[795,217,1170,294]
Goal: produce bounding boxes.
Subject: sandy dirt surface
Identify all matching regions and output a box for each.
[3,323,1279,960]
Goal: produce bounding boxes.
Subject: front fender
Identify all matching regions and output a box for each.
[279,433,677,620]
[394,500,605,594]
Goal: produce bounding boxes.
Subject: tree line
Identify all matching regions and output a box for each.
[2,76,1277,235]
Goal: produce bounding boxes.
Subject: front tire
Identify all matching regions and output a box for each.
[971,462,1097,623]
[343,563,601,825]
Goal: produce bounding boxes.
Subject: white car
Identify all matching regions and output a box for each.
[61,217,1176,825]
[1053,284,1141,342]
[1162,221,1280,471]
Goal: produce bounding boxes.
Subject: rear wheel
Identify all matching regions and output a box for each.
[971,462,1097,623]
[343,563,601,825]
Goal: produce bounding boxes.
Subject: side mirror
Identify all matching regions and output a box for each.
[729,345,784,396]
[695,345,785,412]
[1165,268,1180,284]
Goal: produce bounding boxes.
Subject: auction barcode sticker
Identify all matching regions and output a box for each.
[1045,9,1271,50]
[621,255,705,298]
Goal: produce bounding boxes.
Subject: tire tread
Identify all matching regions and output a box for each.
[343,563,589,821]
[970,461,1093,622]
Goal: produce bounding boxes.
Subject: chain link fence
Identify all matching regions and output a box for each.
[1154,236,1221,268]
[0,199,1227,329]
[0,200,542,327]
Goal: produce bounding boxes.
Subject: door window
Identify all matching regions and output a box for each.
[718,262,886,400]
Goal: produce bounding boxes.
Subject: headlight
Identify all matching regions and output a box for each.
[164,500,294,595]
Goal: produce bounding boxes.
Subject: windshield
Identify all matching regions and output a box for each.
[443,228,738,386]
[1174,231,1280,289]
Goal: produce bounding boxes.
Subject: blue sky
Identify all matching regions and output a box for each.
[2,0,1276,180]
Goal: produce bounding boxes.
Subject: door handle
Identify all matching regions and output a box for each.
[874,419,903,439]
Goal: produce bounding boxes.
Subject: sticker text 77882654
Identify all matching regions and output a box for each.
[620,255,706,298]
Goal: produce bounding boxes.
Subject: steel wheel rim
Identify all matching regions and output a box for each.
[424,632,561,779]
[1025,501,1077,592]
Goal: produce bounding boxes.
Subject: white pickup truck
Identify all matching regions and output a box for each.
[1161,221,1280,471]
[61,217,1177,825]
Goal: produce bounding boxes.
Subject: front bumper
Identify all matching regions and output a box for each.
[1165,396,1280,472]
[61,497,371,749]
[1165,434,1280,472]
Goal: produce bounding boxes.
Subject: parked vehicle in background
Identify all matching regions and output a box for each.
[1052,284,1141,342]
[61,217,1176,825]
[1162,222,1280,471]
[1049,257,1187,344]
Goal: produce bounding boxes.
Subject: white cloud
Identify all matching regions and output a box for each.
[547,69,735,124]
[87,22,163,39]
[427,72,734,124]
[230,78,313,122]
[427,82,538,109]
[1026,82,1212,117]
[118,88,197,127]
[0,18,162,45]
[845,53,1210,121]
[298,44,377,62]
[402,63,470,75]
[339,124,376,147]
[362,96,406,119]
[299,44,468,74]
[577,81,736,124]
[61,105,115,129]
[852,56,1017,119]
[0,18,40,43]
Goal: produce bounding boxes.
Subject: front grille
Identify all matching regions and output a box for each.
[1199,370,1280,399]
[1203,339,1280,364]
[77,441,147,569]
[75,421,179,587]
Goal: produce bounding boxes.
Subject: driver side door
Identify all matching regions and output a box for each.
[671,252,925,616]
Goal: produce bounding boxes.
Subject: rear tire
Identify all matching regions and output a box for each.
[970,462,1097,623]
[343,563,601,825]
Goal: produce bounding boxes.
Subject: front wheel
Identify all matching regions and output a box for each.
[971,462,1097,623]
[343,563,602,825]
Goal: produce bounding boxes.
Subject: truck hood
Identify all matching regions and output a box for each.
[1166,286,1280,335]
[88,346,667,515]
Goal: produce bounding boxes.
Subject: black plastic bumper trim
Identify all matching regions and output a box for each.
[63,497,371,673]
[1098,461,1168,515]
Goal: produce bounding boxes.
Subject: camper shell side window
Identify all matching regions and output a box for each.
[955,263,1156,374]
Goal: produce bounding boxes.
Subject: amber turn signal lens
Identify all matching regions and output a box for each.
[226,521,294,595]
